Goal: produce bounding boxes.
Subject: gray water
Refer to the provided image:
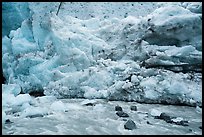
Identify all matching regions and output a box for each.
[2,99,202,135]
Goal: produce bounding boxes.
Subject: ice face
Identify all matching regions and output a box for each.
[2,2,202,107]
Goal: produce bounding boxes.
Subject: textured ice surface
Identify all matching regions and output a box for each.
[2,2,202,124]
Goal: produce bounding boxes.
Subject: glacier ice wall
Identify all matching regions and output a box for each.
[2,2,202,106]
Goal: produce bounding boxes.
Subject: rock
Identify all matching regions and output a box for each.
[81,100,97,106]
[165,119,173,124]
[199,126,202,129]
[5,119,12,124]
[130,105,137,111]
[29,91,45,97]
[147,121,153,125]
[155,112,174,123]
[116,111,129,117]
[115,105,122,111]
[28,114,44,118]
[85,103,95,106]
[124,119,137,130]
[159,113,171,121]
[175,120,189,126]
[122,118,128,121]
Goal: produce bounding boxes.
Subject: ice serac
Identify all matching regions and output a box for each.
[2,2,30,36]
[2,2,202,107]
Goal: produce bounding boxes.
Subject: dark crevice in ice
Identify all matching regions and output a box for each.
[142,63,202,73]
[29,90,45,97]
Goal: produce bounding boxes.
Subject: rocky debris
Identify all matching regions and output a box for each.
[115,105,123,111]
[27,114,44,118]
[159,113,172,122]
[29,91,45,97]
[124,119,137,130]
[116,111,129,117]
[5,119,13,124]
[155,112,173,123]
[174,120,188,126]
[80,100,97,106]
[130,105,137,111]
[84,103,95,106]
[155,113,189,126]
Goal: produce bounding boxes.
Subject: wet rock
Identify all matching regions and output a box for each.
[122,118,128,121]
[115,105,123,111]
[175,120,188,126]
[29,90,45,97]
[159,113,171,121]
[85,103,95,106]
[5,119,12,124]
[116,111,129,117]
[147,121,153,125]
[81,100,97,106]
[130,105,137,111]
[28,114,44,118]
[165,119,173,124]
[155,112,174,123]
[124,119,137,130]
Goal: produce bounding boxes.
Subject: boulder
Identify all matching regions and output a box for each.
[115,105,123,111]
[130,105,137,111]
[116,111,129,117]
[124,119,137,130]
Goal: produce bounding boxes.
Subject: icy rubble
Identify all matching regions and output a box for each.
[2,2,202,111]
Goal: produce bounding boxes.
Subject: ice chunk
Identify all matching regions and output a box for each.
[50,101,67,112]
[2,84,21,96]
[172,117,184,122]
[12,94,32,106]
[21,106,48,118]
[131,75,139,84]
[168,81,189,95]
[2,110,7,124]
[122,81,132,90]
[93,104,105,112]
[150,109,162,117]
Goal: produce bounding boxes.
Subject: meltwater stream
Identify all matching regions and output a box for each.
[2,99,202,135]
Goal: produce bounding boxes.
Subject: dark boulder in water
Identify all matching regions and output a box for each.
[130,105,137,111]
[159,113,172,121]
[5,119,13,124]
[124,119,137,130]
[115,105,123,111]
[84,103,95,106]
[116,111,129,117]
